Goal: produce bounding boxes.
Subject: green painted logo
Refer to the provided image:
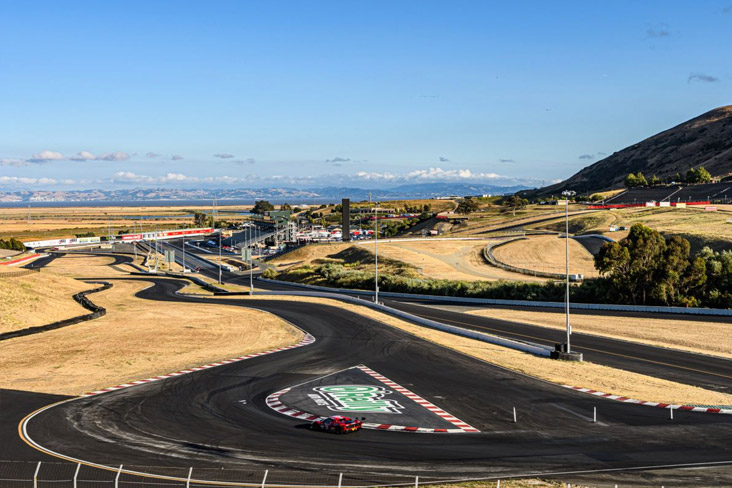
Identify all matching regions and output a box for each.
[311,385,404,414]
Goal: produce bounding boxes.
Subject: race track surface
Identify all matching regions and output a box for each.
[18,276,732,485]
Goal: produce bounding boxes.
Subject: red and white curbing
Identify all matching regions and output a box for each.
[83,334,316,397]
[266,365,479,433]
[563,385,732,415]
[0,253,41,266]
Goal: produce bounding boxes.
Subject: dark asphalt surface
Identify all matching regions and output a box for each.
[7,249,732,485]
[253,279,732,394]
[17,277,732,485]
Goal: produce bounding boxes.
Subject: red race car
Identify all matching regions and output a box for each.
[310,416,363,434]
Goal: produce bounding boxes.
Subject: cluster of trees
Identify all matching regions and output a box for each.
[595,223,731,307]
[456,197,480,214]
[624,167,712,188]
[0,237,26,251]
[624,172,661,188]
[252,200,275,214]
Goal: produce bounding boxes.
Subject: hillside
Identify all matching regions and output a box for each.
[522,105,732,197]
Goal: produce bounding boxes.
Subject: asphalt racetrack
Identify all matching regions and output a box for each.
[14,272,732,485]
[7,250,732,486]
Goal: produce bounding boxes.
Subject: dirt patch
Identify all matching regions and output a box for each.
[466,308,732,359]
[0,271,93,332]
[0,278,303,395]
[491,235,599,277]
[358,240,548,282]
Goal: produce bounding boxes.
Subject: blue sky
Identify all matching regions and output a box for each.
[1,0,730,190]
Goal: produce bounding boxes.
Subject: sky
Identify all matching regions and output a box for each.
[1,0,731,191]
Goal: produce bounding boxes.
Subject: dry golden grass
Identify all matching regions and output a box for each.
[0,278,302,395]
[491,235,600,277]
[429,481,583,488]
[358,240,547,282]
[0,272,93,332]
[268,242,352,268]
[0,249,20,258]
[467,308,732,359]
[222,294,732,406]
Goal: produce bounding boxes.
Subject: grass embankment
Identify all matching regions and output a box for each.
[491,235,599,277]
[467,308,732,359]
[0,272,94,332]
[223,294,732,407]
[0,254,302,395]
[358,240,547,282]
[539,207,732,252]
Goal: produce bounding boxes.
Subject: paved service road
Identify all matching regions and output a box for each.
[19,277,732,485]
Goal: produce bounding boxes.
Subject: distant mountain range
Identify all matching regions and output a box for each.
[0,182,527,204]
[521,105,732,198]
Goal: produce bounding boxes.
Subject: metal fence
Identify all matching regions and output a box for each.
[0,461,676,488]
[0,268,40,278]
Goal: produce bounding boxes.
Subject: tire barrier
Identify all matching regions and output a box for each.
[0,281,110,341]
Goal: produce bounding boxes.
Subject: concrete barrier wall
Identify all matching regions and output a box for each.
[259,277,732,317]
[250,288,552,357]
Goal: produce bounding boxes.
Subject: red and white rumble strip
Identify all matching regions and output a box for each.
[265,365,479,433]
[83,334,316,397]
[563,385,732,415]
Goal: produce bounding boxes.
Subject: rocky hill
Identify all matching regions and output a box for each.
[523,105,732,197]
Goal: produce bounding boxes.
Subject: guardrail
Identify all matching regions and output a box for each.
[237,280,552,357]
[257,277,732,317]
[482,237,567,280]
[0,281,110,341]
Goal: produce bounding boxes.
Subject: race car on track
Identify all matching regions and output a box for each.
[310,415,363,434]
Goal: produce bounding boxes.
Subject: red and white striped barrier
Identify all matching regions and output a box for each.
[83,334,316,397]
[563,385,732,415]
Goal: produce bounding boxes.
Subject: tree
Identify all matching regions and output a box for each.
[280,202,292,211]
[193,211,213,227]
[648,174,660,186]
[635,172,648,187]
[624,173,639,188]
[696,166,712,183]
[456,198,480,214]
[252,200,275,214]
[595,223,667,304]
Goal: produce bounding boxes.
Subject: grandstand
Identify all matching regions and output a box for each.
[604,182,732,205]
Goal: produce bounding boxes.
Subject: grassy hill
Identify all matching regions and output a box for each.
[522,105,732,197]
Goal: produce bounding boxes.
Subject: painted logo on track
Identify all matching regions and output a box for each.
[309,385,404,414]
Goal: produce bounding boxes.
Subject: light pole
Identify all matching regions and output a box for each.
[218,229,223,284]
[561,190,576,353]
[374,202,379,304]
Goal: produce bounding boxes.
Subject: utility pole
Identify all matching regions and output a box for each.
[182,231,186,272]
[218,229,223,284]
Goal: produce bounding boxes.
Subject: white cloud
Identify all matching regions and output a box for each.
[28,150,64,163]
[0,158,29,167]
[69,151,97,161]
[146,152,160,158]
[0,176,58,185]
[97,151,131,161]
[171,154,184,161]
[111,171,155,183]
[213,153,235,159]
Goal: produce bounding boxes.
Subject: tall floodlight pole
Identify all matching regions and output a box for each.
[218,229,223,284]
[182,232,186,273]
[561,190,575,353]
[374,202,379,304]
